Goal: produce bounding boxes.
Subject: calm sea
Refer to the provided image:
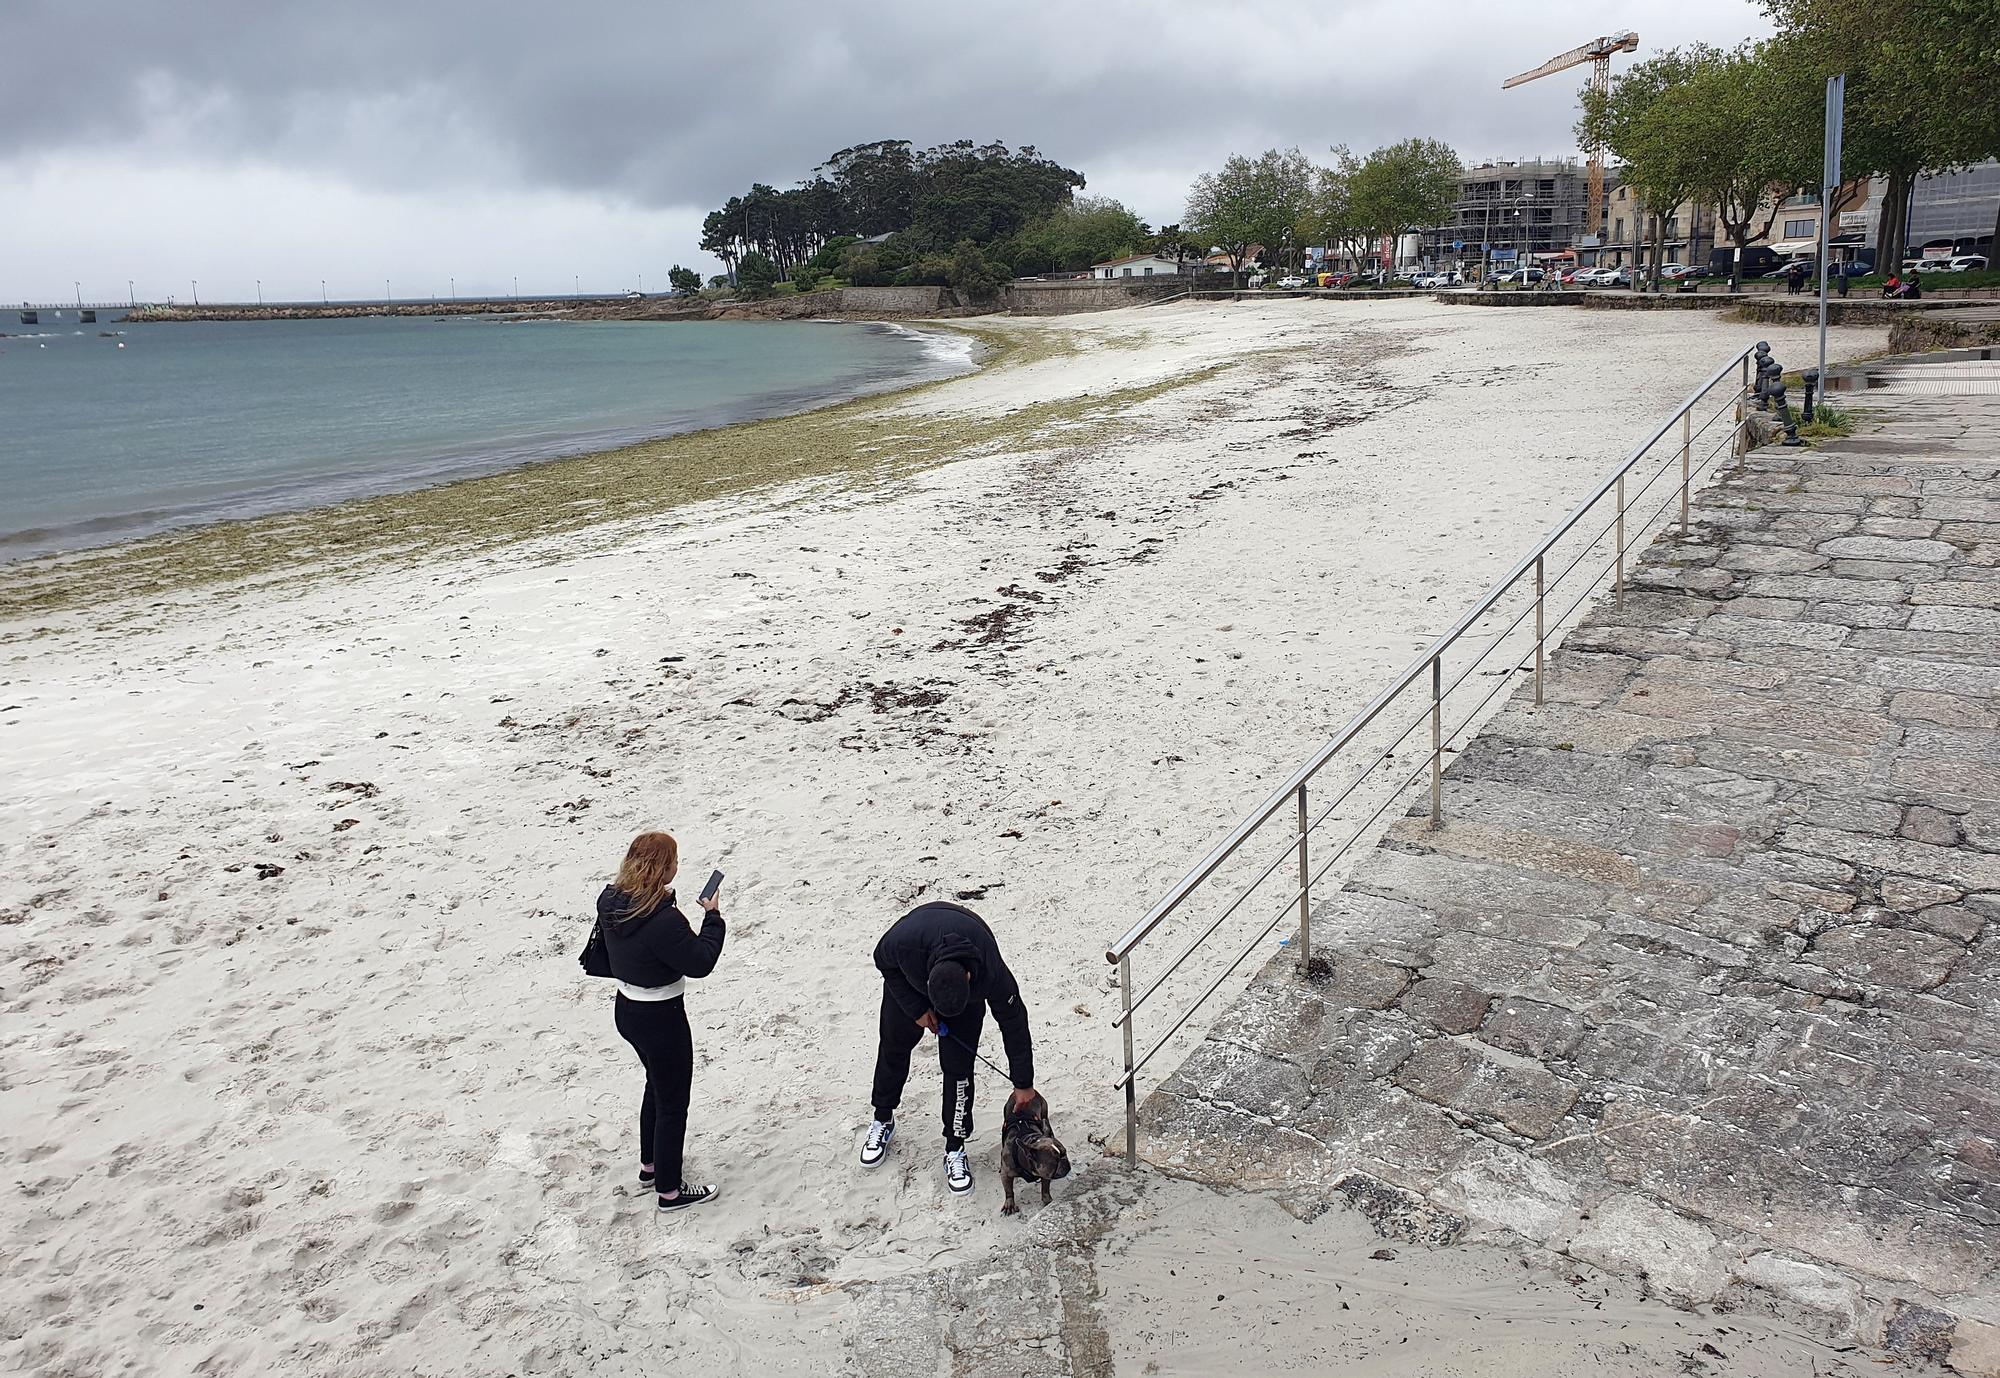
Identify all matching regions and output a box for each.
[0,313,972,559]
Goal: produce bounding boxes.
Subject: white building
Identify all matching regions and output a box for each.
[1092,254,1183,279]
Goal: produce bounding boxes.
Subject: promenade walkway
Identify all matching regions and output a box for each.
[1138,377,2000,1374]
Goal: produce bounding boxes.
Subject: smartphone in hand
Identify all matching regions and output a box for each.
[699,870,724,902]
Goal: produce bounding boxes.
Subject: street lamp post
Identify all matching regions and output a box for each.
[128,279,134,306]
[321,279,328,305]
[385,278,392,305]
[191,279,199,306]
[256,279,263,306]
[75,281,82,307]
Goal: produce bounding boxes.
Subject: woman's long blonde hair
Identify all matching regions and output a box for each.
[612,831,679,922]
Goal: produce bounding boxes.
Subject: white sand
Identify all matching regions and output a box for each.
[1,300,1886,1376]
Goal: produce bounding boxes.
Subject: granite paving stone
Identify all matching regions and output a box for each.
[1135,382,2000,1371]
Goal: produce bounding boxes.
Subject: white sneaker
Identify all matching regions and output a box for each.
[860,1118,895,1168]
[943,1147,973,1195]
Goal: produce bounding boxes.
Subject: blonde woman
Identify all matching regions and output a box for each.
[598,831,725,1212]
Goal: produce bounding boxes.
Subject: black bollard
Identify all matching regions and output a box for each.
[1801,368,1819,425]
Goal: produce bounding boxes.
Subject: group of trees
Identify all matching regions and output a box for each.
[1182,141,1462,285]
[1583,0,1998,289]
[693,139,1150,299]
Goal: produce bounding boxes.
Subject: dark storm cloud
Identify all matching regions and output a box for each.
[13,0,1768,217]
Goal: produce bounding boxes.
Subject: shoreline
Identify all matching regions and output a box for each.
[0,320,1038,631]
[0,318,979,568]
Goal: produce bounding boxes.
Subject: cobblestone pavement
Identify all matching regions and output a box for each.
[1139,384,2000,1376]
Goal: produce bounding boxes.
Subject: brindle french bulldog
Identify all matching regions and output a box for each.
[999,1091,1071,1216]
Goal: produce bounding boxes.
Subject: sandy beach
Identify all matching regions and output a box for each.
[2,299,1893,1375]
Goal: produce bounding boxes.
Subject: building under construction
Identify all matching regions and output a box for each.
[1416,159,1614,270]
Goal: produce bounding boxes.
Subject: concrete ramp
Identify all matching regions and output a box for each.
[1138,382,2000,1375]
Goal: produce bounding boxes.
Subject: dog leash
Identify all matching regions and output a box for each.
[935,1021,1011,1080]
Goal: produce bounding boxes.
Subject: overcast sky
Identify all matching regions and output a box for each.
[5,0,1774,303]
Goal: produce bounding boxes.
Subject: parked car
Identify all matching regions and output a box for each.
[1275,275,1307,289]
[1657,263,1693,280]
[1913,257,1955,273]
[1326,271,1356,287]
[1945,255,1989,272]
[1490,267,1545,285]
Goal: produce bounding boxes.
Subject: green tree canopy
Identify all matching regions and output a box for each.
[1300,147,1364,264]
[1184,148,1318,283]
[1594,42,1822,287]
[1581,48,1712,287]
[1763,0,2000,264]
[735,251,779,298]
[667,264,702,295]
[699,140,1087,280]
[1006,197,1149,274]
[1347,139,1462,267]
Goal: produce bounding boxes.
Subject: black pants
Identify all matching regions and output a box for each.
[615,993,694,1189]
[871,983,985,1145]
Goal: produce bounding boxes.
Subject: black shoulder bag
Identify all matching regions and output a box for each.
[580,907,652,978]
[579,918,613,978]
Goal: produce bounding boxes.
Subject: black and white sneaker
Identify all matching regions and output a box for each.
[638,1165,656,1189]
[860,1119,895,1168]
[943,1147,973,1195]
[658,1183,720,1213]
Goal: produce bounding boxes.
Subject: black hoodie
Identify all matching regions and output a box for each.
[872,901,1034,1089]
[598,886,725,989]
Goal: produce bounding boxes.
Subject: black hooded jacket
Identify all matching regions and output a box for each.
[599,887,725,989]
[873,901,1034,1089]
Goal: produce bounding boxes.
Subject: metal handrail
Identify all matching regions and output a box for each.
[1107,344,1760,1164]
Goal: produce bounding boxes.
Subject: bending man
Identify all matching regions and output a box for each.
[861,901,1036,1195]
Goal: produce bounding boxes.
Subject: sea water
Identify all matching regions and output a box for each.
[0,314,973,559]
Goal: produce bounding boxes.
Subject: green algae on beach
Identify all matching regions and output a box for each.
[0,323,1217,634]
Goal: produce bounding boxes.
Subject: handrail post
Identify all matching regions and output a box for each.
[1737,355,1750,457]
[1533,553,1545,705]
[1614,472,1626,606]
[1294,785,1312,968]
[1120,954,1137,1167]
[1679,407,1693,532]
[1428,655,1443,828]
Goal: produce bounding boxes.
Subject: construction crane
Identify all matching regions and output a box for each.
[1502,32,1640,243]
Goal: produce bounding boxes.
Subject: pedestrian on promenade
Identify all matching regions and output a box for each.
[859,902,1037,1195]
[595,832,726,1213]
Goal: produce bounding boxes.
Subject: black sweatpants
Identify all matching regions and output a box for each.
[614,993,694,1189]
[871,983,986,1145]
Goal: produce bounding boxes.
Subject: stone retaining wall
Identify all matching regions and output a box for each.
[838,285,952,314]
[1005,279,1188,315]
